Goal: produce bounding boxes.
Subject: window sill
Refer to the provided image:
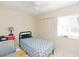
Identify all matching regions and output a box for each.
[60,36,79,39]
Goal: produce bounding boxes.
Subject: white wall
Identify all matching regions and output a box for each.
[0,7,36,44]
[36,3,79,56]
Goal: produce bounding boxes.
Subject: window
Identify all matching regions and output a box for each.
[57,15,79,37]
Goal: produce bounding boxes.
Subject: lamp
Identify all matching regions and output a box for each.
[8,27,14,36]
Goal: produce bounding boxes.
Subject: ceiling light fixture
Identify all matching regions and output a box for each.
[34,6,40,10]
[32,1,49,11]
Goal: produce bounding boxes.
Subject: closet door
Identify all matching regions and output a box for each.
[38,17,56,41]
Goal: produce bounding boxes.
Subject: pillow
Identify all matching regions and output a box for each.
[1,38,6,40]
[0,36,7,41]
[21,34,32,39]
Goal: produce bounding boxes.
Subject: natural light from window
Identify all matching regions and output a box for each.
[57,15,79,38]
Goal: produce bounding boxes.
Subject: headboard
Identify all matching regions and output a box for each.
[19,31,32,39]
[19,31,32,47]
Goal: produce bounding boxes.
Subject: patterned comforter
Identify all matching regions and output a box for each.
[20,37,55,57]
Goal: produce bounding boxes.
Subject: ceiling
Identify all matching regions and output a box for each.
[0,1,78,15]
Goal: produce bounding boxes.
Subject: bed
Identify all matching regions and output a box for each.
[0,40,16,57]
[19,31,55,57]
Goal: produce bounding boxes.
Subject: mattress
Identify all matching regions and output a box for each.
[0,40,16,57]
[20,37,55,57]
